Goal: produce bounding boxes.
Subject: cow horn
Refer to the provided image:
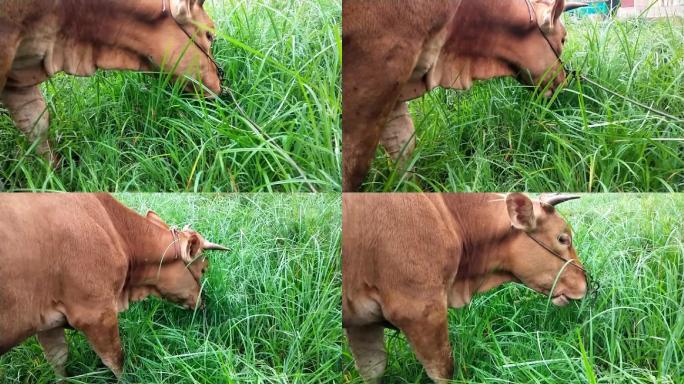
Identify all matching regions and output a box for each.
[183,224,192,231]
[541,194,580,206]
[564,2,589,12]
[203,240,229,251]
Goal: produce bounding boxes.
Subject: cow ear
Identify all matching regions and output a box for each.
[170,0,196,24]
[534,0,564,34]
[146,211,171,230]
[180,233,202,263]
[506,193,536,231]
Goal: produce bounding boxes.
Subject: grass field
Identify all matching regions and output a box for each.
[341,193,684,383]
[365,16,684,192]
[0,0,341,192]
[0,193,342,383]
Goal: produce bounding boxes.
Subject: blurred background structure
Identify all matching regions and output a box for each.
[575,0,684,18]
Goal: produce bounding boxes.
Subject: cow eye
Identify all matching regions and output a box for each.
[206,32,214,43]
[558,234,570,245]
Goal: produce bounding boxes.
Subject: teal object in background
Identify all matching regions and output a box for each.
[571,1,610,16]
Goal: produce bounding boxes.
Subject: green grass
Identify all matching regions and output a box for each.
[0,193,342,383]
[364,16,683,192]
[0,0,341,192]
[341,194,684,383]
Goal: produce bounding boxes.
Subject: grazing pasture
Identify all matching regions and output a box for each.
[342,193,684,383]
[0,0,341,192]
[0,193,342,383]
[365,16,683,192]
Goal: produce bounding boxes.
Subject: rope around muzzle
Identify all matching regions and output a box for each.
[162,0,225,87]
[522,229,601,303]
[522,0,683,123]
[168,226,208,312]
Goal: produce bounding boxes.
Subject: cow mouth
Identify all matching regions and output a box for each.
[551,293,570,306]
[142,56,221,97]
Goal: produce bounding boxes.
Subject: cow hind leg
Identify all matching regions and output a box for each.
[71,310,124,378]
[380,101,416,168]
[346,324,387,384]
[0,85,57,165]
[37,327,69,377]
[389,301,453,383]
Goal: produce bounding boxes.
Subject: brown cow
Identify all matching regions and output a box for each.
[0,0,222,163]
[343,193,587,382]
[0,193,229,378]
[342,0,587,191]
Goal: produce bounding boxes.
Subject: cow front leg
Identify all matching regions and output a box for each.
[343,118,385,192]
[388,301,453,383]
[71,310,124,378]
[0,29,20,92]
[345,324,387,384]
[380,101,416,166]
[37,327,69,377]
[0,57,11,94]
[342,27,424,191]
[0,85,57,165]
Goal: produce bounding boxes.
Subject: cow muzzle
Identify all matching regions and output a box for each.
[551,283,587,307]
[524,65,567,98]
[182,295,204,310]
[552,293,570,306]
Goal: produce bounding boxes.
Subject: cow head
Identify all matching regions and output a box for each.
[144,256,209,310]
[141,211,229,309]
[152,0,222,95]
[512,0,588,96]
[443,0,587,97]
[504,193,587,306]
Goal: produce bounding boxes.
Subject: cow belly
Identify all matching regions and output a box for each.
[0,288,63,351]
[0,305,66,352]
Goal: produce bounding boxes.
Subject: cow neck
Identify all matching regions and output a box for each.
[443,56,514,89]
[437,194,519,307]
[450,1,534,80]
[56,0,167,71]
[444,195,510,267]
[95,194,182,266]
[438,1,533,88]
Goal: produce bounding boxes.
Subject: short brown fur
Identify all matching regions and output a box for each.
[0,193,227,378]
[343,0,577,191]
[342,193,587,382]
[0,0,221,163]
